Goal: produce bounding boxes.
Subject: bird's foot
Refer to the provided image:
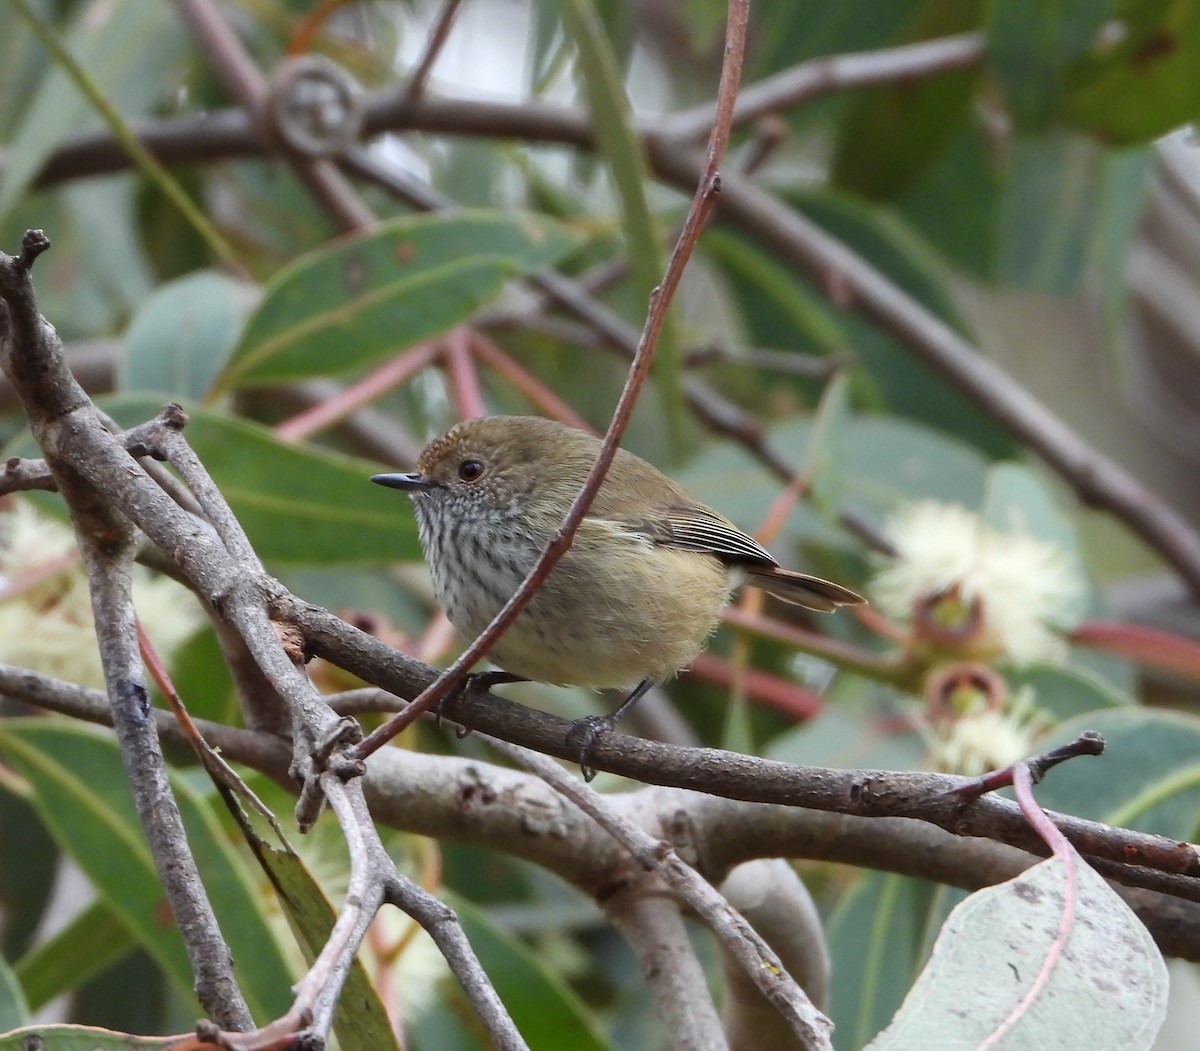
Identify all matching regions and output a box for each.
[437,670,527,738]
[566,713,619,782]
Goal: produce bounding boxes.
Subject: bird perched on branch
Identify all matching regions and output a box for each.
[373,415,863,772]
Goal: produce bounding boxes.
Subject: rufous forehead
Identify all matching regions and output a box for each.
[417,431,459,472]
[417,419,489,472]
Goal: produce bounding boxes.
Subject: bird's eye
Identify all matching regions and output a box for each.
[458,458,485,482]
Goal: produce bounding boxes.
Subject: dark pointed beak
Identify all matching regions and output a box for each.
[371,472,438,492]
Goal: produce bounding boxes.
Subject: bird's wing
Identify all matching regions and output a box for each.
[614,503,777,566]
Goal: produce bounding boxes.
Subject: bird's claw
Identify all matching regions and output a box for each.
[567,714,618,782]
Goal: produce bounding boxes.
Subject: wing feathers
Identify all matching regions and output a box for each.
[608,503,865,613]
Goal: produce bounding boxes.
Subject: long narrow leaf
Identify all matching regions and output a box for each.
[217,212,576,391]
[0,722,295,1023]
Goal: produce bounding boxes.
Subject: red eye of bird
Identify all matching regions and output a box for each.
[458,458,485,482]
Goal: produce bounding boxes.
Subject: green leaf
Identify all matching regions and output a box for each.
[1035,708,1200,838]
[703,228,853,359]
[982,461,1075,546]
[15,901,134,1012]
[0,1025,179,1050]
[219,212,576,390]
[679,414,991,557]
[0,721,295,1023]
[1064,0,1200,143]
[242,829,400,1051]
[0,0,185,221]
[119,271,246,400]
[986,0,1114,130]
[994,134,1132,295]
[827,872,957,1051]
[1007,662,1133,723]
[783,190,1019,458]
[105,395,421,565]
[0,954,28,1034]
[444,895,613,1051]
[831,0,986,200]
[866,857,1167,1049]
[0,786,57,962]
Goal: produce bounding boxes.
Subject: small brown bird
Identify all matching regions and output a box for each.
[373,415,863,765]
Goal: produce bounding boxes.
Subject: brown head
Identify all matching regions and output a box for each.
[371,415,685,535]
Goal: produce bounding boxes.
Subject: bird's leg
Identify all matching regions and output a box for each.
[568,677,655,781]
[438,670,528,737]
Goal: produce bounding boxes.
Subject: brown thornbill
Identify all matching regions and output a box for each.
[372,415,864,774]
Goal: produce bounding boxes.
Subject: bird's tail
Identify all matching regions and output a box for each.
[744,567,865,613]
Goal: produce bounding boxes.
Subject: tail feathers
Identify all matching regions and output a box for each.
[745,567,865,613]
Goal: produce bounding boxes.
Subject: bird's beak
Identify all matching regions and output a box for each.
[371,472,438,492]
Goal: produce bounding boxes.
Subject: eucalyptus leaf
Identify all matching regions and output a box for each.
[218,212,576,390]
[440,894,614,1051]
[120,271,246,400]
[0,721,295,1023]
[827,872,955,1051]
[866,855,1167,1050]
[105,395,420,566]
[0,954,28,1035]
[1034,709,1200,839]
[14,901,133,1012]
[0,1,185,221]
[0,1025,178,1050]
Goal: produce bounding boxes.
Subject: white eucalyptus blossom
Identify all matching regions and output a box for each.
[924,687,1052,776]
[872,500,1083,665]
[0,500,202,688]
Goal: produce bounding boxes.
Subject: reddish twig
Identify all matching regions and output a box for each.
[979,762,1079,1049]
[688,652,824,719]
[273,341,440,443]
[442,327,487,419]
[349,0,753,761]
[467,331,595,431]
[953,732,1106,802]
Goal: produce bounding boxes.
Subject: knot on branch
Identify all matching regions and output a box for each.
[161,401,189,430]
[265,55,365,158]
[19,229,51,270]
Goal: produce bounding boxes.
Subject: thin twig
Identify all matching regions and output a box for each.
[0,235,252,1030]
[349,0,754,760]
[662,31,984,140]
[485,733,835,1049]
[404,0,465,102]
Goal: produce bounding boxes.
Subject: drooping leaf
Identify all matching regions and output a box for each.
[0,786,57,963]
[986,0,1115,130]
[14,900,134,1012]
[831,0,986,200]
[559,0,682,446]
[242,831,401,1051]
[866,856,1167,1049]
[0,721,295,1023]
[0,0,186,221]
[827,872,957,1051]
[0,954,28,1035]
[438,894,614,1051]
